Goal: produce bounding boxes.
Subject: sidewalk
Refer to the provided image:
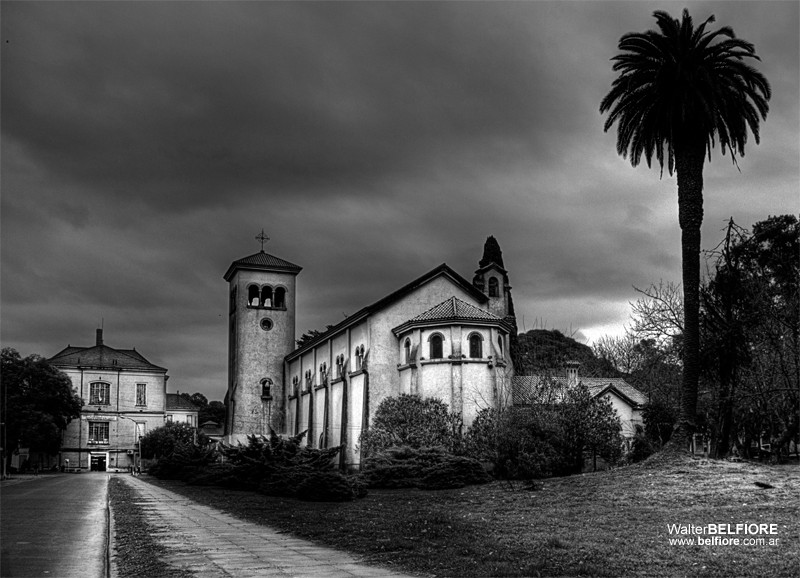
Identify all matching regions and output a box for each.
[115,475,415,578]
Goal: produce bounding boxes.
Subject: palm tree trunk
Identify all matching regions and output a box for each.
[669,144,706,452]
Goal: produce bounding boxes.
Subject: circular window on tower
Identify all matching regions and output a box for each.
[260,318,273,331]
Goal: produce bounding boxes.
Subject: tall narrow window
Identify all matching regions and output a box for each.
[90,382,110,406]
[136,383,147,406]
[497,335,504,357]
[335,354,344,378]
[429,334,443,359]
[248,285,260,307]
[305,369,313,391]
[355,345,365,370]
[88,422,109,445]
[469,333,483,358]
[488,277,499,297]
[274,287,286,308]
[261,378,272,398]
[404,338,412,364]
[261,286,273,308]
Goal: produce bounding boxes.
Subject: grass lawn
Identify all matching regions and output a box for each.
[143,455,798,577]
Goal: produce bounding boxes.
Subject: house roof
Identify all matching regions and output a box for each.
[286,263,488,360]
[584,378,648,407]
[49,344,167,372]
[512,375,647,408]
[223,250,302,281]
[392,296,507,335]
[166,393,200,411]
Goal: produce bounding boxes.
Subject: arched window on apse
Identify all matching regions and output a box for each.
[429,334,443,359]
[469,333,483,358]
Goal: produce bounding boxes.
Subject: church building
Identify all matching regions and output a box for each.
[224,237,516,467]
[223,235,648,468]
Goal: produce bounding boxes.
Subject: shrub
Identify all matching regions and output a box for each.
[296,471,356,502]
[360,394,463,455]
[147,442,218,481]
[418,456,492,490]
[149,429,366,501]
[361,446,490,490]
[140,422,210,460]
[625,426,655,464]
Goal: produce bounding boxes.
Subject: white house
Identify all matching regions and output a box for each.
[49,329,168,472]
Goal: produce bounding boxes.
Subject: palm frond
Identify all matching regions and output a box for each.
[600,8,770,176]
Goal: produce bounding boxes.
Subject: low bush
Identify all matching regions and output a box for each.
[361,446,490,490]
[149,429,367,502]
[296,471,357,502]
[625,427,655,464]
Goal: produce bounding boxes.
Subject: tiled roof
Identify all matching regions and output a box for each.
[166,393,200,411]
[410,296,500,323]
[224,250,302,280]
[512,375,647,407]
[286,263,488,360]
[49,345,166,372]
[584,378,648,406]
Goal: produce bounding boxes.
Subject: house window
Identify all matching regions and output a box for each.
[469,333,483,358]
[404,338,412,364]
[292,376,300,397]
[90,382,110,406]
[136,383,147,406]
[497,335,504,357]
[88,421,109,445]
[319,363,327,384]
[305,369,313,391]
[488,277,499,297]
[429,334,443,359]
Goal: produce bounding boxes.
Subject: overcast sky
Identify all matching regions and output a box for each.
[2,1,797,401]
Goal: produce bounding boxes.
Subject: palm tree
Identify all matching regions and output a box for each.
[600,9,770,450]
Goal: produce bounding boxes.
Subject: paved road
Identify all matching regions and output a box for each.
[119,474,413,577]
[1,473,109,578]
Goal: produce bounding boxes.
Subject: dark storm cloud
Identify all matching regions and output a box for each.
[2,1,797,400]
[2,2,569,212]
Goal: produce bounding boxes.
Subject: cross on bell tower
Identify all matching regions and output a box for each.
[255,229,270,252]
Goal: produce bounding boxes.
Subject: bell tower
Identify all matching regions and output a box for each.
[224,231,301,444]
[473,236,516,324]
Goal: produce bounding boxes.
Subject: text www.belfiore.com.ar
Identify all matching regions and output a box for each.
[667,523,780,547]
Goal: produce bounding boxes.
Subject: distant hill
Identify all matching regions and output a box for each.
[511,329,619,377]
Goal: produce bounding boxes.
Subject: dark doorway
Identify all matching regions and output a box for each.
[90,455,106,472]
